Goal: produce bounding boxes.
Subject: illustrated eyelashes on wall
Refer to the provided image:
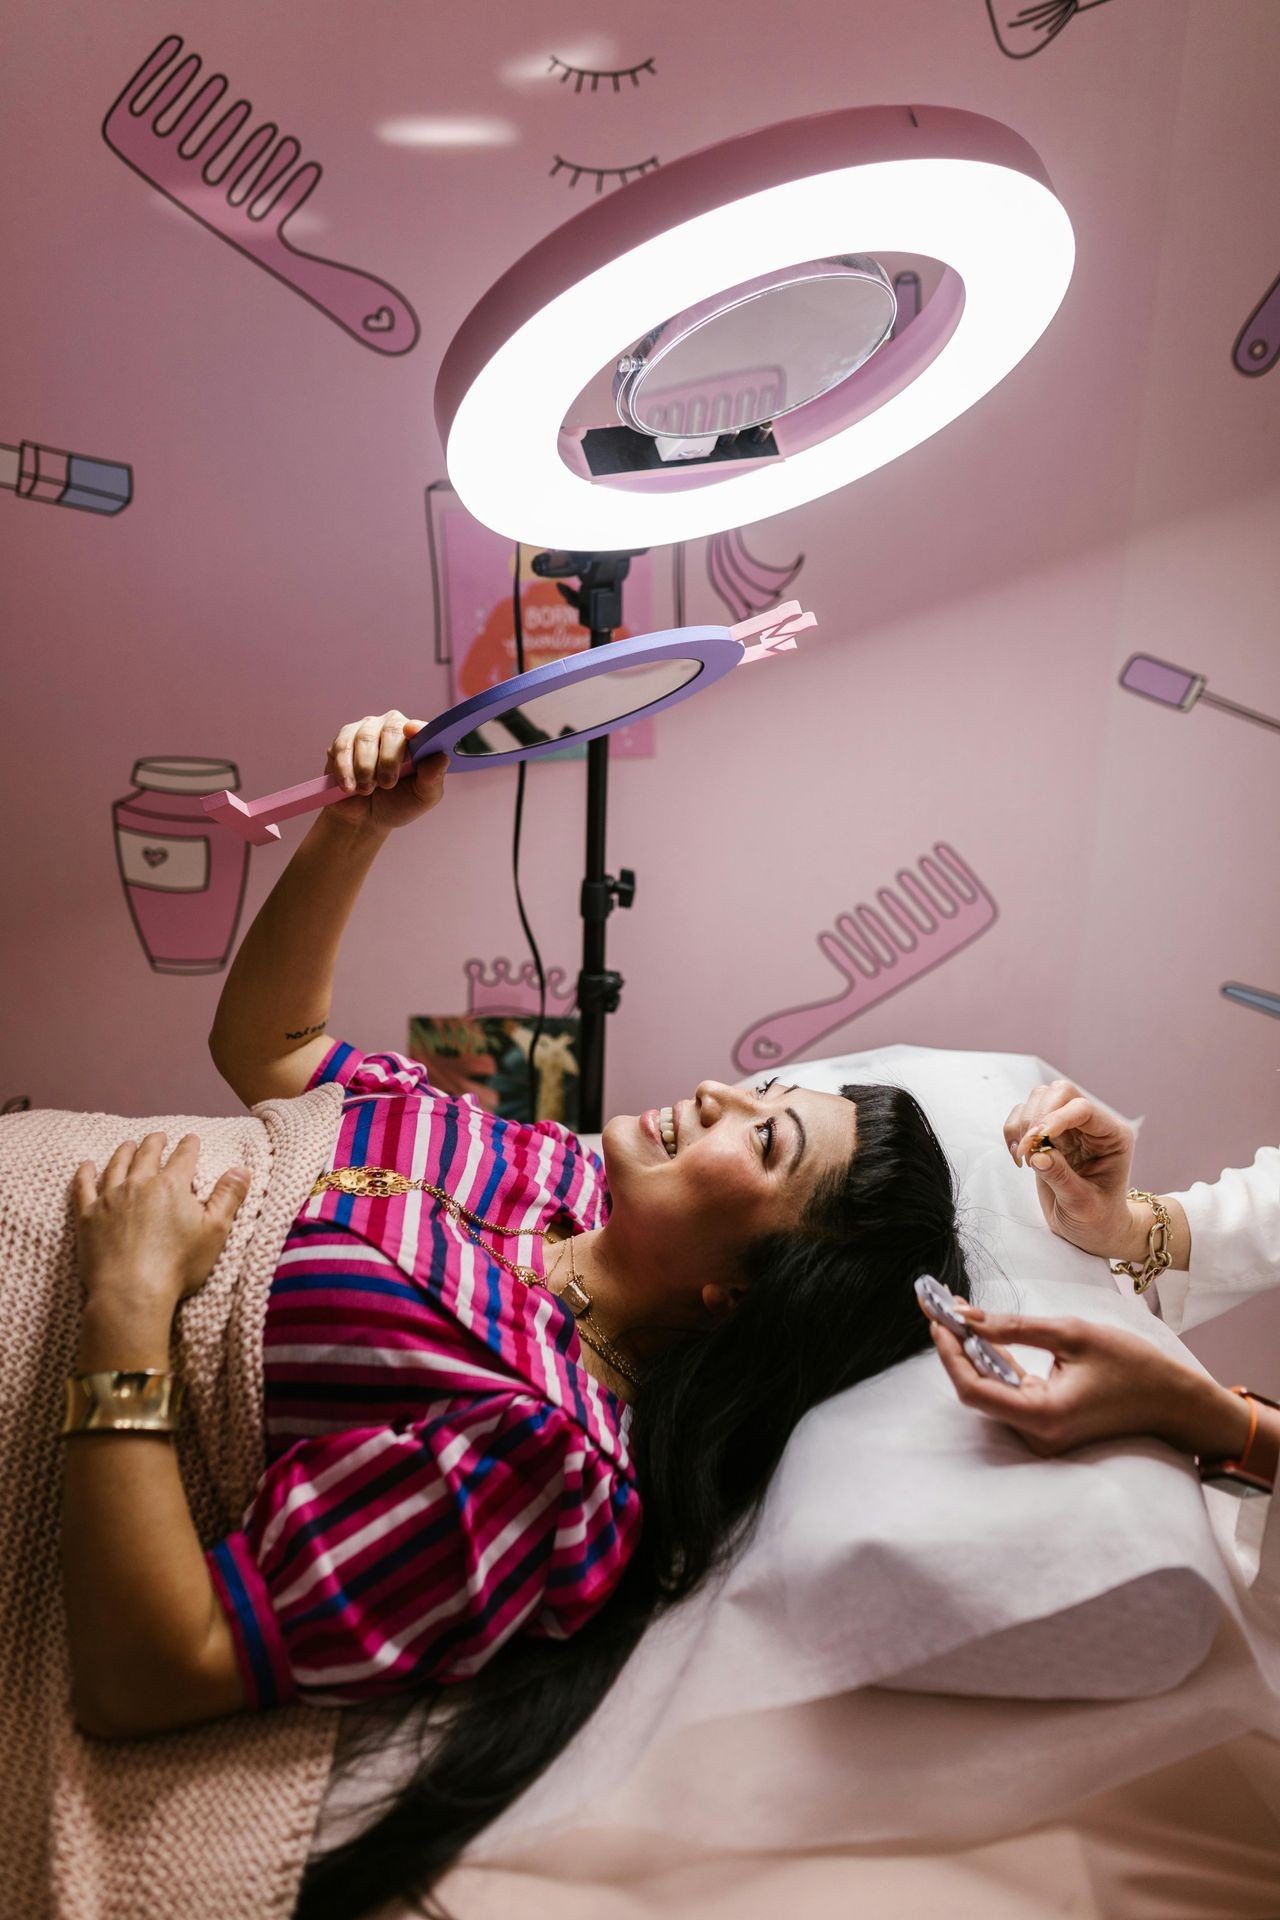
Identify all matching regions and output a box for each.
[549,154,660,193]
[547,55,656,94]
[1120,653,1280,737]
[985,0,1113,61]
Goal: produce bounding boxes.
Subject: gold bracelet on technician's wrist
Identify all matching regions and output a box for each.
[1109,1190,1173,1295]
[59,1370,186,1438]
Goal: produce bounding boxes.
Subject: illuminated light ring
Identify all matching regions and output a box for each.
[436,104,1075,549]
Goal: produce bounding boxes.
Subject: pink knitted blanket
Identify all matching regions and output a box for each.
[0,1082,346,1920]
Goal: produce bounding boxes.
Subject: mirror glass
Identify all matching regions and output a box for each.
[561,252,944,446]
[454,656,704,757]
[616,255,896,438]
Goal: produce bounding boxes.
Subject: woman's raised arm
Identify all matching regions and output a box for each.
[208,714,446,1106]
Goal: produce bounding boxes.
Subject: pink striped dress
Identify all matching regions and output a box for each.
[206,1041,640,1712]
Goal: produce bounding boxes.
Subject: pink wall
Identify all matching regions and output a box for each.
[3,0,1277,1376]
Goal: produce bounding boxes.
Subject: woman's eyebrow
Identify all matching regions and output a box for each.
[786,1106,807,1174]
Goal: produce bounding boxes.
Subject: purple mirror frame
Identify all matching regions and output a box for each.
[407,625,742,770]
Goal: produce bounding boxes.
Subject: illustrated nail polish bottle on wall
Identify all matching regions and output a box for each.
[113,757,250,973]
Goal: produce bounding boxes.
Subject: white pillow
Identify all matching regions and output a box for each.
[690,1044,1227,1703]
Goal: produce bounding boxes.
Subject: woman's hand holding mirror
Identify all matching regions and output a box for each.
[322,711,447,836]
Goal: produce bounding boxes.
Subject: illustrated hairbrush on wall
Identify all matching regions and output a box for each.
[732,843,999,1072]
[103,33,419,353]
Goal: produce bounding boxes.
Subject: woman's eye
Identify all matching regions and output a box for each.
[757,1118,776,1162]
[755,1076,779,1096]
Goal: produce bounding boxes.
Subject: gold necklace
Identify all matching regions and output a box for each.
[310,1166,642,1389]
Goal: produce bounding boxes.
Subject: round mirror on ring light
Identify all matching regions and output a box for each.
[435,104,1075,550]
[611,254,899,440]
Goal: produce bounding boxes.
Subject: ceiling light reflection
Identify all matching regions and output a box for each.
[377,117,517,148]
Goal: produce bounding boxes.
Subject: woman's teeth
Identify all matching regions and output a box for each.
[658,1106,677,1157]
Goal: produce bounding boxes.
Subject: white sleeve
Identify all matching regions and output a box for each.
[1153,1146,1280,1334]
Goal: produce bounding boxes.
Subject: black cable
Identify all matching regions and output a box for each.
[510,545,548,1121]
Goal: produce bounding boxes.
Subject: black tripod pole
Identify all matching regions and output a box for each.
[579,728,612,1134]
[531,548,645,1133]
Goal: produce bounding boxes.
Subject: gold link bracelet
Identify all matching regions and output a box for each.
[1109,1189,1173,1294]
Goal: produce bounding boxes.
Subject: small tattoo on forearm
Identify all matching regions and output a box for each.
[284,1020,328,1041]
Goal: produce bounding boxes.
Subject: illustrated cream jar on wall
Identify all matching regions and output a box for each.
[112,757,250,973]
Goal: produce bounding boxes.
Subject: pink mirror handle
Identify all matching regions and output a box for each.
[201,758,415,845]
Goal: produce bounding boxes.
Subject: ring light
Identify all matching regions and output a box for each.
[436,104,1075,548]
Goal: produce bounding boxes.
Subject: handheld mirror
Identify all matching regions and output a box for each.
[203,604,814,844]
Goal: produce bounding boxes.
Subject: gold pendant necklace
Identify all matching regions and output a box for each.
[310,1166,642,1389]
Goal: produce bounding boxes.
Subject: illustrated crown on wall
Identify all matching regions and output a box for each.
[464,956,577,1018]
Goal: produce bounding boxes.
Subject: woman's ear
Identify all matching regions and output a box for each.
[700,1280,746,1323]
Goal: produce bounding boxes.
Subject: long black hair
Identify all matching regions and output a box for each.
[294,1082,974,1919]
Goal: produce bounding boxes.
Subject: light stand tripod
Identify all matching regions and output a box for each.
[531,547,648,1133]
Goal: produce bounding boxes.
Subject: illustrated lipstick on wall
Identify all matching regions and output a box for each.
[0,438,132,515]
[1119,653,1279,736]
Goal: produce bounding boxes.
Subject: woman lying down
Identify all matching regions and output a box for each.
[43,712,1274,1920]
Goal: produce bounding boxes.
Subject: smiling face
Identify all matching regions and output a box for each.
[596,1077,859,1327]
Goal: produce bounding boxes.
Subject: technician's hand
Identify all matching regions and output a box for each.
[324,711,448,835]
[1004,1078,1136,1260]
[72,1133,250,1312]
[928,1306,1247,1462]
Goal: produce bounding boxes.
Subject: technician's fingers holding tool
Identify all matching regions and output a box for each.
[1003,1078,1137,1258]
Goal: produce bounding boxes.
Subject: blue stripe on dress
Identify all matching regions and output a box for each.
[210,1538,281,1708]
[267,1269,426,1306]
[545,1513,620,1587]
[272,1396,554,1582]
[314,1040,359,1089]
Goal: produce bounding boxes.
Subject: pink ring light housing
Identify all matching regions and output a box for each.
[437,104,1074,549]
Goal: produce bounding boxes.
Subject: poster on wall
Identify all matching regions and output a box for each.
[425,481,669,758]
[408,1012,581,1125]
